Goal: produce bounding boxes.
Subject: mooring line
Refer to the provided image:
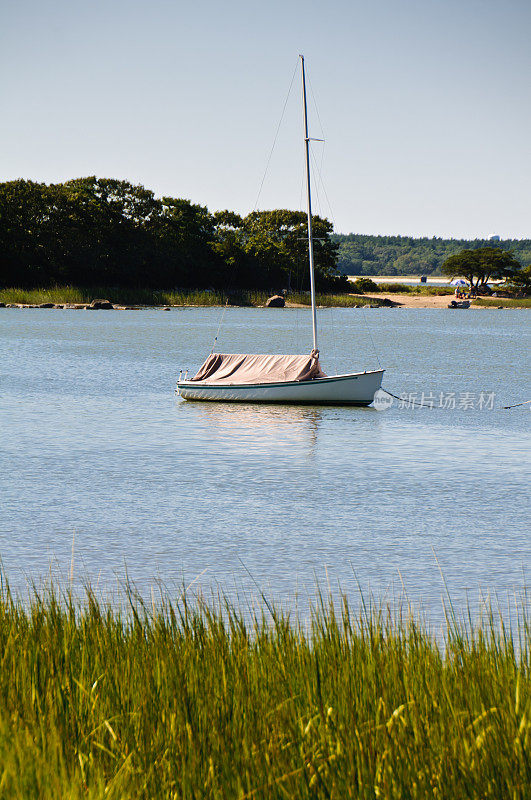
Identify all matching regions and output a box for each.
[382,389,530,411]
[503,399,530,409]
[382,389,439,409]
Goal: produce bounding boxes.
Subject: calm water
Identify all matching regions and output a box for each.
[1,307,529,619]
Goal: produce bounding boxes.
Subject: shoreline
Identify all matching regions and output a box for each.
[2,294,529,310]
[357,293,529,309]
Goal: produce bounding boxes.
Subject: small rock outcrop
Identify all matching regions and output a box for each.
[89,299,114,309]
[0,302,5,308]
[38,303,54,308]
[265,295,285,308]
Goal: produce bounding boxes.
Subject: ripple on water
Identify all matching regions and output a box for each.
[0,307,529,621]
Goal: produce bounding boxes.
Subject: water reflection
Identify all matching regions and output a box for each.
[175,399,378,461]
[176,400,322,454]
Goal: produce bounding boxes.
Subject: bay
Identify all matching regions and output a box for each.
[1,307,529,621]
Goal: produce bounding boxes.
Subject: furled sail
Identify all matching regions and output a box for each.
[190,352,326,385]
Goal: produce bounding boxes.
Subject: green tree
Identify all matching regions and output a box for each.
[0,178,221,289]
[503,263,531,294]
[331,233,531,277]
[241,209,339,291]
[0,179,344,291]
[0,180,64,286]
[151,196,217,287]
[211,211,252,289]
[441,247,522,290]
[63,177,163,286]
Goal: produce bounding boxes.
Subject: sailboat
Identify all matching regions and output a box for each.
[177,56,384,406]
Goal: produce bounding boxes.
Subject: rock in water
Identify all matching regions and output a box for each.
[265,295,285,308]
[38,303,54,308]
[89,299,114,309]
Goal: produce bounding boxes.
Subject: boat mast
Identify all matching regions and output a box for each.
[300,54,318,354]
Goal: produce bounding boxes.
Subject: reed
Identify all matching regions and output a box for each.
[374,283,451,296]
[474,297,531,308]
[288,292,377,307]
[0,286,229,306]
[158,289,228,306]
[0,287,381,309]
[0,578,528,798]
[317,293,378,307]
[0,285,90,304]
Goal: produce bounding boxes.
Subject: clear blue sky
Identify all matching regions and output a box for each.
[2,0,530,238]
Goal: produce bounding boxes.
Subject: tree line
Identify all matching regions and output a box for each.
[1,177,529,291]
[333,233,531,276]
[0,178,345,292]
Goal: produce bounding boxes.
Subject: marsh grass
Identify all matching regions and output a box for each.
[288,292,377,307]
[317,293,377,307]
[373,283,451,296]
[0,577,529,798]
[0,286,231,307]
[475,297,531,308]
[0,287,376,308]
[0,285,91,304]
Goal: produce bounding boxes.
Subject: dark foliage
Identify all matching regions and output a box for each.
[3,179,528,291]
[0,179,343,292]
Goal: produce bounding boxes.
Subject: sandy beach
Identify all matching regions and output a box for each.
[366,293,529,308]
[286,293,484,309]
[368,293,461,308]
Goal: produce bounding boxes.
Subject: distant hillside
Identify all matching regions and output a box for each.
[331,234,531,276]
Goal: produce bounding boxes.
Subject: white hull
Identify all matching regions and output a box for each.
[177,369,384,406]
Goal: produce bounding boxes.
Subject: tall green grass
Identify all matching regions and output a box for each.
[373,283,451,295]
[288,292,378,307]
[0,579,528,798]
[0,287,380,308]
[475,297,531,308]
[0,286,91,304]
[0,286,231,306]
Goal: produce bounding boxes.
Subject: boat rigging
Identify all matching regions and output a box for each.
[176,56,384,406]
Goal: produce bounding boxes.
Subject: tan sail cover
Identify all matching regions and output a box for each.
[190,353,326,385]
